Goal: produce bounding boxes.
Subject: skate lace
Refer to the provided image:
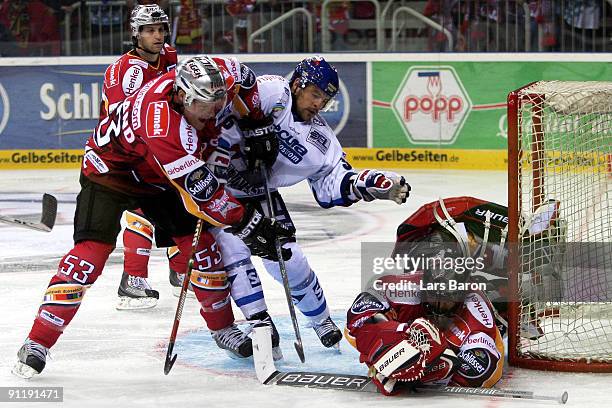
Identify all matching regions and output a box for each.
[312,317,338,339]
[128,275,151,290]
[214,325,249,349]
[24,339,48,362]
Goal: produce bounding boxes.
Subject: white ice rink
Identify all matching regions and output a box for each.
[1,169,610,407]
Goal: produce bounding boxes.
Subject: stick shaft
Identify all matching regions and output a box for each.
[260,165,305,362]
[164,219,204,374]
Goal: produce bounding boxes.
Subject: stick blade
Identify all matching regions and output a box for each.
[40,193,58,230]
[294,341,305,363]
[164,354,177,375]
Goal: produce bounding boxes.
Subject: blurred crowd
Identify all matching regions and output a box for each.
[0,0,610,56]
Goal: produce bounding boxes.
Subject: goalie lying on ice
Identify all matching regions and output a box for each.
[345,271,505,395]
[344,196,565,395]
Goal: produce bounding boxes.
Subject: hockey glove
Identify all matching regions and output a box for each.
[351,169,410,204]
[361,318,455,395]
[226,204,293,261]
[206,147,231,184]
[238,116,279,170]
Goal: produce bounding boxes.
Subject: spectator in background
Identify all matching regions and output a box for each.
[0,0,60,56]
[225,0,256,52]
[563,0,603,51]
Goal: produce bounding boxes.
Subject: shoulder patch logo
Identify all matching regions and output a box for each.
[123,65,144,96]
[306,129,330,154]
[146,101,169,138]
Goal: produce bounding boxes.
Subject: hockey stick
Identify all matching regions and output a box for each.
[251,329,566,404]
[0,193,57,232]
[164,218,204,375]
[264,371,568,404]
[260,163,305,363]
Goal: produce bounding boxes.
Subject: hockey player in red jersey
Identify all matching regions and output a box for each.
[346,197,507,395]
[12,56,291,379]
[100,4,179,310]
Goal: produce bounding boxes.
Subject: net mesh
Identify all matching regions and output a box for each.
[515,80,612,364]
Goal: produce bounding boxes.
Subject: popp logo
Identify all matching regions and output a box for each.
[392,66,471,145]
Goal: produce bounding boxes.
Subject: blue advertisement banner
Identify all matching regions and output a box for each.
[0,61,366,150]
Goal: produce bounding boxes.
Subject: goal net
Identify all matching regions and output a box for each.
[507,81,612,372]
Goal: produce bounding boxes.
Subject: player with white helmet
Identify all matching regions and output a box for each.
[98,3,179,310]
[12,55,290,379]
[213,56,410,356]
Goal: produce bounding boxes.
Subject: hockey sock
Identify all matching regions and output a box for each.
[173,232,234,331]
[28,240,114,348]
[122,210,153,278]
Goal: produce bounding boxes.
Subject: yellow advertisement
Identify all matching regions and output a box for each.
[0,150,83,169]
[344,148,507,170]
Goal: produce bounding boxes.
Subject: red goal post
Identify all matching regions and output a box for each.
[507,81,612,372]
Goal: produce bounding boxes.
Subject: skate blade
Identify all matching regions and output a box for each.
[116,296,158,310]
[223,349,253,360]
[172,286,196,299]
[12,361,39,379]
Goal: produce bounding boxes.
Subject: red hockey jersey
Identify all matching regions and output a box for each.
[100,44,178,119]
[82,56,257,227]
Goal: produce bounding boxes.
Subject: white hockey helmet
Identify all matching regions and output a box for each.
[174,56,227,107]
[130,4,169,38]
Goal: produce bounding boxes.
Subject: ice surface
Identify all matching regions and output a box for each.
[0,169,609,407]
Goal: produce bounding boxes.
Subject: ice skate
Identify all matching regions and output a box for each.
[312,316,342,348]
[12,338,49,379]
[169,269,196,298]
[116,272,159,310]
[211,324,253,358]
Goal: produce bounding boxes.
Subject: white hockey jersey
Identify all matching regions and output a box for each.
[220,75,358,208]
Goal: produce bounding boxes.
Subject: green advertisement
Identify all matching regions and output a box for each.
[372,61,612,149]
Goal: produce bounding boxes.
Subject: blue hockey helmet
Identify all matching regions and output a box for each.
[290,56,339,100]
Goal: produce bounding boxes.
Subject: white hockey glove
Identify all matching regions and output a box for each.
[350,169,410,204]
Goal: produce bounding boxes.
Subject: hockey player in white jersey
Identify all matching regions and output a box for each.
[217,56,410,354]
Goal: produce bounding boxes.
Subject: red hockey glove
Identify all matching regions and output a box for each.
[362,318,453,395]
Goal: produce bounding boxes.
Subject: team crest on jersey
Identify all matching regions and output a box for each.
[306,129,330,154]
[123,66,144,96]
[146,101,170,138]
